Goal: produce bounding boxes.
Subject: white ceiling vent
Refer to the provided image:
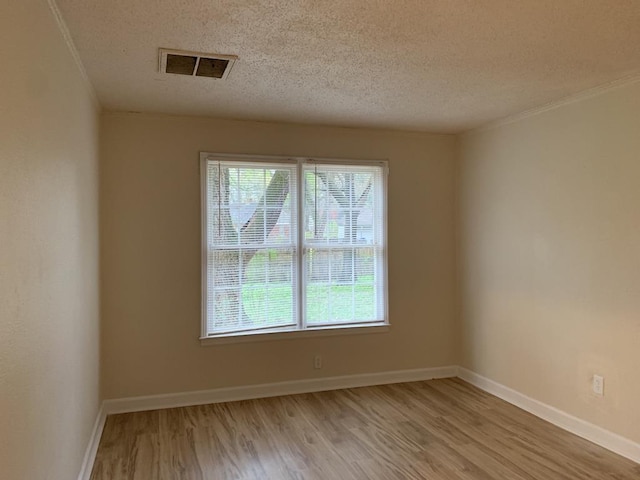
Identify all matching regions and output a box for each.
[159,49,237,80]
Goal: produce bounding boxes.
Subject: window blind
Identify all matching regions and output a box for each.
[302,164,385,326]
[205,160,298,334]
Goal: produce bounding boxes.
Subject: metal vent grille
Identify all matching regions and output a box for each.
[159,49,237,79]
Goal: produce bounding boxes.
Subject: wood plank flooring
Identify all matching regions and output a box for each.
[90,378,640,479]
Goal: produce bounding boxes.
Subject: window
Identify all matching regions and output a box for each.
[201,154,388,339]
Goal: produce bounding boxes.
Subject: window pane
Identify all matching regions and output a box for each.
[303,166,381,246]
[304,247,380,325]
[206,161,297,334]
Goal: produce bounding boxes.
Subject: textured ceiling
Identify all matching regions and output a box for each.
[56,0,640,132]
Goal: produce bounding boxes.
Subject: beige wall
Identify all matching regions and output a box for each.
[458,81,640,443]
[100,112,457,399]
[0,1,101,479]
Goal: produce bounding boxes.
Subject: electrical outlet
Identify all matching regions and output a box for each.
[314,355,322,369]
[592,374,604,396]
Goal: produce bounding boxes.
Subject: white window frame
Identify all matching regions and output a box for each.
[200,153,389,345]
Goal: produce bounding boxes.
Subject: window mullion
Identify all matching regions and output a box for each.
[297,160,306,330]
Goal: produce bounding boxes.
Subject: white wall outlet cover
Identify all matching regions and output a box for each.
[592,374,604,396]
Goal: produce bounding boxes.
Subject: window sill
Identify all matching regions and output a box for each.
[200,323,390,346]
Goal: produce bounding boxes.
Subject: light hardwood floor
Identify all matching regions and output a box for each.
[90,378,640,479]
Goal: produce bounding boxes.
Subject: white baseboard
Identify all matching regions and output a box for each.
[77,405,107,480]
[103,365,457,415]
[457,367,640,465]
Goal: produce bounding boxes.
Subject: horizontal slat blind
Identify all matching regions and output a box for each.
[302,164,385,326]
[205,160,298,334]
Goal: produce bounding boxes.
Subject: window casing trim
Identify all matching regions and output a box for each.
[200,152,389,340]
[200,323,390,346]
